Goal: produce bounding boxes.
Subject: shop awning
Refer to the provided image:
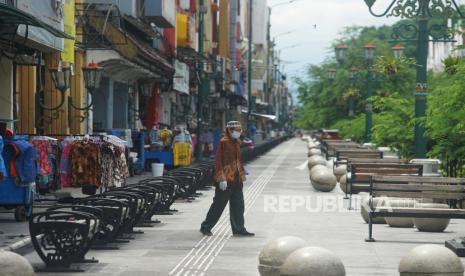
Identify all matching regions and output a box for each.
[241,109,277,121]
[123,15,158,38]
[87,49,158,83]
[0,3,73,39]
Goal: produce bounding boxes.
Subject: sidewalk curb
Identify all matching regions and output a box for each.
[0,237,31,253]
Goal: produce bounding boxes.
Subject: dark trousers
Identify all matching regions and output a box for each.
[201,184,246,234]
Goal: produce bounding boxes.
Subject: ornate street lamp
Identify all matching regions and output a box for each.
[327,67,337,81]
[335,42,348,64]
[68,61,104,124]
[42,61,104,126]
[49,65,71,93]
[392,44,405,59]
[363,43,376,61]
[36,64,71,125]
[82,61,104,90]
[364,0,464,158]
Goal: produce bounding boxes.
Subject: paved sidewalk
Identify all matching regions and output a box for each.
[19,139,465,275]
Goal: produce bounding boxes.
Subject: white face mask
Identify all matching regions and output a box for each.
[231,131,241,139]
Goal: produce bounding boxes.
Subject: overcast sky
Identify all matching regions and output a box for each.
[268,0,400,92]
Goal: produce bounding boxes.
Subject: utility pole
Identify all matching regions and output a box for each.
[196,0,206,160]
[247,0,254,135]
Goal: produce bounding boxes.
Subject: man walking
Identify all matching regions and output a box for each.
[200,121,254,237]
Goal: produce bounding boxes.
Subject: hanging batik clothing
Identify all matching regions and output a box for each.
[113,146,130,186]
[31,139,51,175]
[60,141,73,187]
[69,141,101,187]
[100,143,116,187]
[100,143,129,187]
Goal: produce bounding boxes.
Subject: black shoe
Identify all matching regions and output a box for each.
[233,230,255,237]
[200,228,213,236]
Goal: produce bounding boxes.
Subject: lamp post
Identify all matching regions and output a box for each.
[364,0,463,157]
[363,42,376,142]
[47,61,103,128]
[349,66,358,118]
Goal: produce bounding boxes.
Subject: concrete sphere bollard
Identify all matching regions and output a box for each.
[310,167,337,192]
[308,148,322,157]
[384,199,416,228]
[338,174,360,194]
[307,141,319,150]
[308,155,327,171]
[310,165,328,178]
[399,244,464,276]
[333,165,347,182]
[0,251,35,276]
[280,247,346,276]
[413,203,451,232]
[258,236,308,276]
[360,197,387,224]
[326,159,334,170]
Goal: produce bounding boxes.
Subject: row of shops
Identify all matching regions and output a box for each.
[0,0,290,176]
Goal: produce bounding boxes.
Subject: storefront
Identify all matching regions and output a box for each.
[0,1,93,135]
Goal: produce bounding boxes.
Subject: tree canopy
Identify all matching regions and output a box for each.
[294,19,465,175]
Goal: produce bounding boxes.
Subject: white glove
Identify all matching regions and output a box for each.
[219,181,227,191]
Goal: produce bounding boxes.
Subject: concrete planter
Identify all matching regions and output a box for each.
[360,197,387,224]
[310,167,337,192]
[308,156,327,171]
[413,203,451,232]
[399,244,464,276]
[384,199,417,228]
[409,159,441,177]
[258,236,307,276]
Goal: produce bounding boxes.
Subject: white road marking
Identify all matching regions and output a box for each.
[296,160,308,170]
